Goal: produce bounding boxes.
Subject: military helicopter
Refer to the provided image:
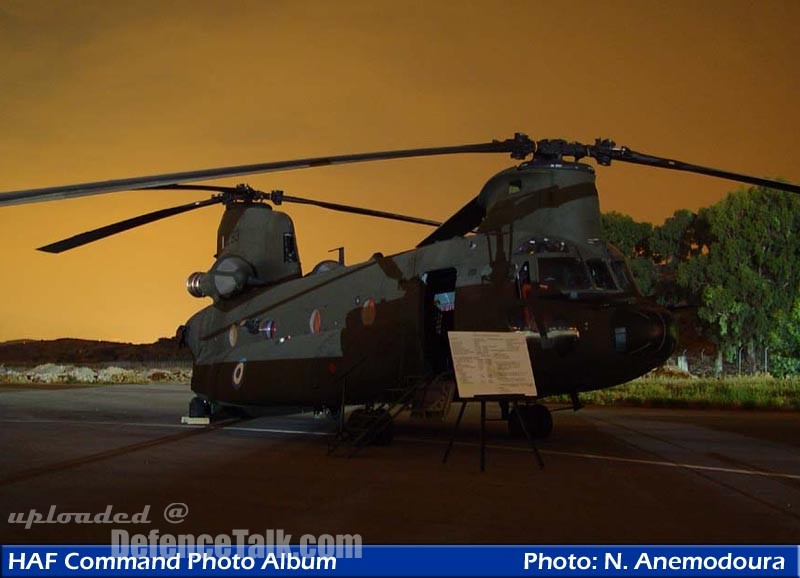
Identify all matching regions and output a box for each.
[2,134,798,442]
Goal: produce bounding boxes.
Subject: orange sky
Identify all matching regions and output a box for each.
[0,0,798,343]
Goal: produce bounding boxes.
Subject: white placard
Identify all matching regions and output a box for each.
[447,331,537,398]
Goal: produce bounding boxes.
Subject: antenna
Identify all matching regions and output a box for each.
[328,247,345,265]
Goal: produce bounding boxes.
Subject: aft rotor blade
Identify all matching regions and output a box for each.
[0,134,534,207]
[37,197,222,253]
[599,145,800,195]
[278,193,441,227]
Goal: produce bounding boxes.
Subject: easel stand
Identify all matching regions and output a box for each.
[442,396,544,472]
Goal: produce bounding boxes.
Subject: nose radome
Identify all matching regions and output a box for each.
[613,308,675,357]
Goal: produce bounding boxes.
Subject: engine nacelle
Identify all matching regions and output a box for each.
[186,256,253,300]
[186,203,301,301]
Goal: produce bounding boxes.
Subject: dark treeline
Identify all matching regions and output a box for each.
[602,186,800,376]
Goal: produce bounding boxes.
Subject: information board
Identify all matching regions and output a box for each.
[447,331,536,398]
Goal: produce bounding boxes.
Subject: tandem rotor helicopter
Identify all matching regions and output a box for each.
[2,134,798,443]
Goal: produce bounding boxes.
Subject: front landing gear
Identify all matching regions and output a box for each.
[508,404,553,439]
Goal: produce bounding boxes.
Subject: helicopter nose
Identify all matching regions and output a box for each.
[614,308,676,359]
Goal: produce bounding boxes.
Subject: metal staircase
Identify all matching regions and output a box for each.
[327,372,454,457]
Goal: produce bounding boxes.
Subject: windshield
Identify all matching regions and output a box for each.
[538,257,591,291]
[587,259,617,290]
[611,260,637,293]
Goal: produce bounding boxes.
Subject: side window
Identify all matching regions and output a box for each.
[283,233,298,263]
[516,261,531,298]
[587,259,617,290]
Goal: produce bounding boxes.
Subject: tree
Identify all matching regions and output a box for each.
[650,209,700,263]
[649,209,703,306]
[601,211,656,294]
[770,297,800,377]
[677,186,800,366]
[601,211,652,256]
[627,258,658,297]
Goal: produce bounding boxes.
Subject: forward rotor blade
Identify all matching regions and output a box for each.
[598,145,800,195]
[37,197,222,253]
[0,134,534,207]
[277,193,441,227]
[147,185,443,227]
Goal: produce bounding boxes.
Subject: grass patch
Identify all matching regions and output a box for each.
[553,375,800,410]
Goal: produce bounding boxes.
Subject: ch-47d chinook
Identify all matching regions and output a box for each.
[2,134,798,443]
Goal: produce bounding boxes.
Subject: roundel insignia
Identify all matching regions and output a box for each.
[361,298,376,326]
[232,359,246,389]
[309,309,322,334]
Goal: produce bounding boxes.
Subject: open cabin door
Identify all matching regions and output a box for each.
[422,267,457,374]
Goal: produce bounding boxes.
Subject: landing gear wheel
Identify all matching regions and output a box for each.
[189,396,211,418]
[508,404,553,439]
[372,411,394,446]
[529,404,553,438]
[346,408,369,430]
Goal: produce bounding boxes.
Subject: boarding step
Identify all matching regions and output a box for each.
[410,372,455,420]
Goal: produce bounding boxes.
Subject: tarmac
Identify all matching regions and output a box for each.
[1,382,798,544]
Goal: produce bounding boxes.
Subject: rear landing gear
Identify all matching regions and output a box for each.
[188,396,211,418]
[508,404,553,439]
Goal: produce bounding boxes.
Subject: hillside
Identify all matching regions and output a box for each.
[0,337,192,365]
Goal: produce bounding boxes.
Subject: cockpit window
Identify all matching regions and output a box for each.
[538,257,591,291]
[611,260,637,293]
[587,259,617,290]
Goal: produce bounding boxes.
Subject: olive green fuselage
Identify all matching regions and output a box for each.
[185,162,676,409]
